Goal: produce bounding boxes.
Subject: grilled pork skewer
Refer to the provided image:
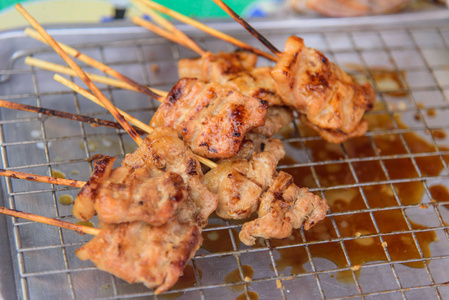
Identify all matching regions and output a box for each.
[54,75,218,169]
[203,138,285,219]
[150,78,267,159]
[73,155,189,226]
[76,219,202,295]
[24,6,267,160]
[0,159,188,227]
[132,7,328,232]
[133,9,292,138]
[212,0,375,143]
[79,128,219,293]
[239,171,329,246]
[146,0,375,143]
[0,206,202,295]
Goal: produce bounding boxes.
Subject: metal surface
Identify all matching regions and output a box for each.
[0,17,449,300]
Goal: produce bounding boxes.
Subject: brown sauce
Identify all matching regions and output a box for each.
[347,65,408,98]
[224,265,254,292]
[201,225,240,254]
[371,69,408,97]
[235,291,259,300]
[432,130,446,140]
[427,108,437,117]
[273,111,445,282]
[429,185,449,209]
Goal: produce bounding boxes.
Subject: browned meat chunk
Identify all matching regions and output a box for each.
[178,51,258,81]
[239,171,329,246]
[73,156,188,226]
[73,156,115,222]
[251,106,294,137]
[222,66,285,107]
[271,36,375,143]
[150,78,267,159]
[76,219,202,294]
[203,139,285,219]
[180,52,284,107]
[122,127,218,227]
[76,127,218,295]
[299,114,369,144]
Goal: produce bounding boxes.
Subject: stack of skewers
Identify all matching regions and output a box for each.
[0,0,377,294]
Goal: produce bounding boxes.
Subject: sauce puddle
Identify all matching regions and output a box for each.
[274,109,446,282]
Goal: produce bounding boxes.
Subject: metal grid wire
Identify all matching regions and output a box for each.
[0,19,449,300]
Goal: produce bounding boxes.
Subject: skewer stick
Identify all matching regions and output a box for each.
[0,206,99,235]
[54,74,218,169]
[139,0,278,61]
[0,168,86,188]
[17,5,143,146]
[54,74,153,134]
[131,0,206,56]
[131,16,203,56]
[212,0,281,56]
[24,28,163,101]
[25,57,168,97]
[0,99,147,135]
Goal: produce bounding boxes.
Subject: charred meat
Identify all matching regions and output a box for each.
[271,36,375,143]
[239,171,329,246]
[122,127,218,227]
[73,156,188,226]
[150,78,267,159]
[76,219,202,294]
[203,138,285,219]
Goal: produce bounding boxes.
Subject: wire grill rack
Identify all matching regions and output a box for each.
[0,18,449,300]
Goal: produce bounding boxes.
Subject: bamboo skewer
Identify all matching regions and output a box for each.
[25,57,168,98]
[16,5,143,146]
[0,168,86,188]
[54,74,218,169]
[24,28,163,102]
[54,74,154,134]
[131,16,203,57]
[0,99,147,135]
[211,0,281,57]
[0,206,99,235]
[131,0,205,56]
[138,0,278,62]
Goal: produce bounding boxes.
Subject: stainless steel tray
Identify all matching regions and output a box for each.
[1,15,449,300]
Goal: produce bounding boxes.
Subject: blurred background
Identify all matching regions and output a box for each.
[0,0,447,31]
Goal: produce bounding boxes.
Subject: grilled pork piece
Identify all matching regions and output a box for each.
[76,219,202,294]
[122,127,218,227]
[271,36,375,143]
[178,51,258,81]
[77,128,219,294]
[251,106,294,137]
[73,156,188,225]
[150,78,267,159]
[203,138,285,219]
[239,171,329,246]
[179,53,284,107]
